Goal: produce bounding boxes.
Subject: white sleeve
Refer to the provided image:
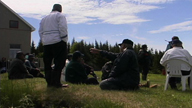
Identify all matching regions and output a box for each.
[58,14,68,42]
[185,50,192,66]
[160,52,168,66]
[38,20,43,40]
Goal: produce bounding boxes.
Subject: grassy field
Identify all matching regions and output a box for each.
[0,72,192,108]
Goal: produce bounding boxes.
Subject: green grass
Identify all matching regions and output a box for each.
[0,72,192,108]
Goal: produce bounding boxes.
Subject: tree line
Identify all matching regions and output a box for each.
[31,38,165,74]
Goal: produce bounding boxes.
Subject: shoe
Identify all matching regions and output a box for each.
[61,84,69,87]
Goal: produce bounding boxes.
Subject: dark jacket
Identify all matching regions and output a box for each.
[100,48,140,88]
[65,60,88,84]
[138,49,152,67]
[8,59,31,79]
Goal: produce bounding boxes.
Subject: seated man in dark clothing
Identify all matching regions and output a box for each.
[25,54,44,78]
[8,51,33,79]
[65,51,99,85]
[90,39,140,90]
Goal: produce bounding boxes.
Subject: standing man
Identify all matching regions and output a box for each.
[138,44,152,80]
[39,4,68,88]
[90,39,140,90]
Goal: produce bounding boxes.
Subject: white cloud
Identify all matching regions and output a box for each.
[2,0,171,24]
[149,20,192,33]
[128,0,174,4]
[77,36,90,40]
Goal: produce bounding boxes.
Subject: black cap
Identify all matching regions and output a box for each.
[52,4,62,12]
[72,51,84,60]
[118,39,133,46]
[142,44,147,49]
[172,36,179,41]
[172,39,182,45]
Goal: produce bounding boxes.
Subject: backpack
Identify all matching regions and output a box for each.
[101,61,113,80]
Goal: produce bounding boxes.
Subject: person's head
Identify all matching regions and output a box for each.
[118,39,133,52]
[28,54,35,61]
[171,39,182,47]
[172,36,179,41]
[16,51,25,62]
[141,44,148,50]
[72,51,84,62]
[52,4,62,12]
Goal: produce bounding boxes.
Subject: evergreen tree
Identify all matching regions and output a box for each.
[71,38,76,46]
[95,40,99,49]
[31,40,36,55]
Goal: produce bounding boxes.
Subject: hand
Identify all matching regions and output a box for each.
[90,48,101,54]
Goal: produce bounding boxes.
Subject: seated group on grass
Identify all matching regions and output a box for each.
[64,39,141,90]
[7,37,191,91]
[8,51,44,79]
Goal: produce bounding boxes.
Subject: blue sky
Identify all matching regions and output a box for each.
[3,0,192,54]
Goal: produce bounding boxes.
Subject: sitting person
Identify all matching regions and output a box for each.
[25,54,44,78]
[0,57,7,74]
[65,51,99,85]
[8,51,33,79]
[160,39,192,89]
[90,39,140,90]
[80,57,98,79]
[61,54,73,81]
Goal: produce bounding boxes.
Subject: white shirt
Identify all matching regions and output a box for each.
[39,11,68,45]
[160,47,192,71]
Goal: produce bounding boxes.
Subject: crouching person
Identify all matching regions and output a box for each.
[8,51,33,79]
[90,39,140,90]
[65,51,99,85]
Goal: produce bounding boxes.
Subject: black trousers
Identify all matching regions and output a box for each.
[168,70,191,88]
[43,41,67,87]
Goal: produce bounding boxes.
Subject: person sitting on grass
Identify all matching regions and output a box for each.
[25,54,44,78]
[90,39,140,90]
[65,51,99,85]
[83,60,98,79]
[8,51,33,79]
